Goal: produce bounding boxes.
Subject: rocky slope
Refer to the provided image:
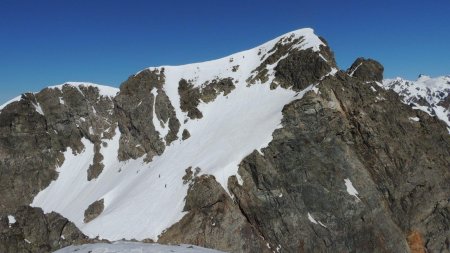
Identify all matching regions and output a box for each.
[0,28,449,253]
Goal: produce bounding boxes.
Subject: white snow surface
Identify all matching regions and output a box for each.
[307,213,318,224]
[383,75,450,128]
[344,179,360,201]
[32,28,328,241]
[7,215,16,224]
[54,242,225,253]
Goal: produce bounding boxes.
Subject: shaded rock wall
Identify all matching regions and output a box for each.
[0,85,117,214]
[0,206,92,253]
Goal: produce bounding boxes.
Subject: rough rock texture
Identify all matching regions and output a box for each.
[87,142,104,181]
[84,199,104,223]
[0,84,117,215]
[179,79,203,119]
[347,57,384,82]
[248,34,336,90]
[182,129,191,140]
[159,175,270,253]
[0,206,92,253]
[179,78,236,120]
[115,68,180,162]
[200,78,235,103]
[274,46,336,91]
[226,71,449,252]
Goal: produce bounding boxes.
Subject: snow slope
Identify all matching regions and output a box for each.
[383,75,450,128]
[54,241,225,253]
[31,28,332,241]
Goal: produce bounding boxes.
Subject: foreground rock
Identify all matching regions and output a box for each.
[0,206,92,253]
[227,66,449,252]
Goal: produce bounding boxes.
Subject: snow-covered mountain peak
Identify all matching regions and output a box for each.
[137,28,330,89]
[25,28,338,241]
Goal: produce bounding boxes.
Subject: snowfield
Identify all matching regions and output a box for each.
[54,242,225,253]
[30,28,328,241]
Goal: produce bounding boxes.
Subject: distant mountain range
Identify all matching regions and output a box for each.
[383,75,450,130]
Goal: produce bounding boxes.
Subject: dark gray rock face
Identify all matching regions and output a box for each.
[248,35,336,91]
[84,199,104,223]
[227,72,449,252]
[0,206,92,253]
[0,84,117,214]
[179,79,203,119]
[200,78,235,103]
[182,129,191,140]
[159,175,270,253]
[115,69,180,162]
[347,57,384,82]
[274,47,335,91]
[178,77,236,120]
[0,84,116,252]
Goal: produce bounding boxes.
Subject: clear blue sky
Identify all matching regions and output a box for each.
[1,0,449,104]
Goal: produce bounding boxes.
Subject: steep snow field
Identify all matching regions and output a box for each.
[29,28,328,241]
[383,75,450,128]
[54,242,225,253]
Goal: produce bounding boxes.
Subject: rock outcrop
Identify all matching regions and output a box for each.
[159,175,270,253]
[0,84,117,214]
[0,206,92,253]
[115,69,180,162]
[347,57,384,82]
[227,68,450,252]
[83,199,104,223]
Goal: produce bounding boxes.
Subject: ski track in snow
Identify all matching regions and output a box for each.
[30,28,328,241]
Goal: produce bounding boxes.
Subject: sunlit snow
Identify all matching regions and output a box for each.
[31,28,328,241]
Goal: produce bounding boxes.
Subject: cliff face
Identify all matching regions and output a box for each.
[0,29,449,253]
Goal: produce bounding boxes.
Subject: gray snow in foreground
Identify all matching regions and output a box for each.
[53,241,226,253]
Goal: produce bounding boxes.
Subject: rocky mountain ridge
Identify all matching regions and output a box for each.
[0,28,449,253]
